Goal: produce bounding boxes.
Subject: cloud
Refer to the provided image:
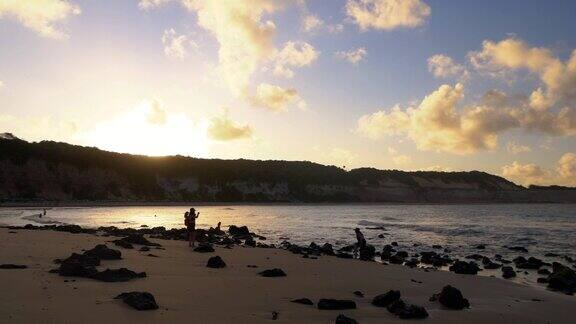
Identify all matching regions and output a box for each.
[139,0,172,11]
[248,83,305,112]
[502,161,548,186]
[469,37,576,110]
[506,141,531,154]
[145,99,167,125]
[162,29,195,59]
[0,113,77,142]
[0,0,81,39]
[502,153,576,187]
[301,13,343,34]
[428,54,468,80]
[558,153,576,185]
[208,110,252,141]
[182,0,278,95]
[346,0,431,31]
[273,41,319,78]
[335,47,367,65]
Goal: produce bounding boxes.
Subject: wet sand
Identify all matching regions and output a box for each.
[0,228,574,323]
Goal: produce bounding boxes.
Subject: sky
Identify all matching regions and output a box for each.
[0,0,575,187]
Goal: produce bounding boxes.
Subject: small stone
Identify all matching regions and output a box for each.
[114,292,158,311]
[206,256,226,268]
[291,298,313,305]
[258,268,286,277]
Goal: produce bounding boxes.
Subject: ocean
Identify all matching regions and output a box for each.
[1,204,575,287]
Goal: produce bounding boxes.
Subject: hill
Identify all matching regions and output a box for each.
[1,136,575,204]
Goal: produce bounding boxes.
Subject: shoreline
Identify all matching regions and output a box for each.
[1,224,575,323]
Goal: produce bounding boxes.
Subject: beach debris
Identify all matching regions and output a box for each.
[501,266,516,279]
[258,268,286,277]
[206,256,226,268]
[449,261,480,275]
[353,291,364,297]
[335,314,358,324]
[91,268,147,282]
[430,285,470,310]
[291,298,313,305]
[139,246,150,252]
[372,290,401,307]
[114,292,158,311]
[194,243,215,253]
[83,244,122,260]
[317,299,357,310]
[387,299,429,319]
[547,262,576,294]
[0,264,27,269]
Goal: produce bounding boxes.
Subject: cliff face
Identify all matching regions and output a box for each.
[1,137,575,204]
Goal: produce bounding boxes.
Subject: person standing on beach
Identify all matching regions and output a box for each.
[354,228,366,250]
[185,208,200,247]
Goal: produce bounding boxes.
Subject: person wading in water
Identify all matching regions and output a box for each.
[185,208,200,247]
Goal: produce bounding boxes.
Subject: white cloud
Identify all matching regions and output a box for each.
[502,153,576,187]
[302,14,323,33]
[139,0,172,11]
[428,54,468,80]
[145,99,167,125]
[162,28,194,59]
[182,0,278,95]
[469,37,576,110]
[506,141,531,154]
[249,83,305,112]
[208,110,252,141]
[335,47,367,65]
[273,41,319,78]
[0,0,81,39]
[346,0,431,31]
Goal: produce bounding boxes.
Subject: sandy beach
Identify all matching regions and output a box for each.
[0,227,574,323]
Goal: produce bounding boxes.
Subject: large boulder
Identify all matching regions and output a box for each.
[206,256,226,268]
[317,299,356,310]
[91,268,147,282]
[501,266,516,279]
[258,268,286,277]
[114,292,158,310]
[372,290,401,307]
[83,244,121,260]
[449,261,480,275]
[547,262,576,294]
[387,299,428,319]
[359,244,376,261]
[433,285,470,310]
[335,314,358,324]
[228,225,250,238]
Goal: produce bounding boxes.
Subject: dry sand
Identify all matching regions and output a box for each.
[0,228,574,323]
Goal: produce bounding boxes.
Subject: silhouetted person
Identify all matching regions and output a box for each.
[185,208,200,247]
[355,228,366,250]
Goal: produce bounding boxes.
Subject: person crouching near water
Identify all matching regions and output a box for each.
[354,227,374,261]
[185,208,200,247]
[354,228,366,250]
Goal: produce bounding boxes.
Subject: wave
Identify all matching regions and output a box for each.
[21,214,64,225]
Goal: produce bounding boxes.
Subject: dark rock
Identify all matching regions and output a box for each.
[547,262,576,294]
[113,240,134,249]
[228,225,250,238]
[372,290,401,307]
[449,261,480,275]
[335,314,358,324]
[465,254,484,261]
[116,234,161,247]
[58,253,99,278]
[139,247,150,252]
[514,256,547,269]
[387,299,428,319]
[391,242,398,246]
[291,298,313,305]
[194,243,215,253]
[405,259,419,268]
[317,299,356,310]
[537,277,549,284]
[91,268,146,282]
[336,252,353,259]
[353,290,364,297]
[321,243,335,256]
[537,268,551,275]
[502,266,516,279]
[0,264,27,269]
[359,244,376,261]
[147,254,159,258]
[432,245,442,249]
[476,244,486,249]
[114,292,158,310]
[259,268,286,277]
[271,311,279,320]
[378,234,385,238]
[83,245,121,260]
[207,256,226,268]
[435,285,470,310]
